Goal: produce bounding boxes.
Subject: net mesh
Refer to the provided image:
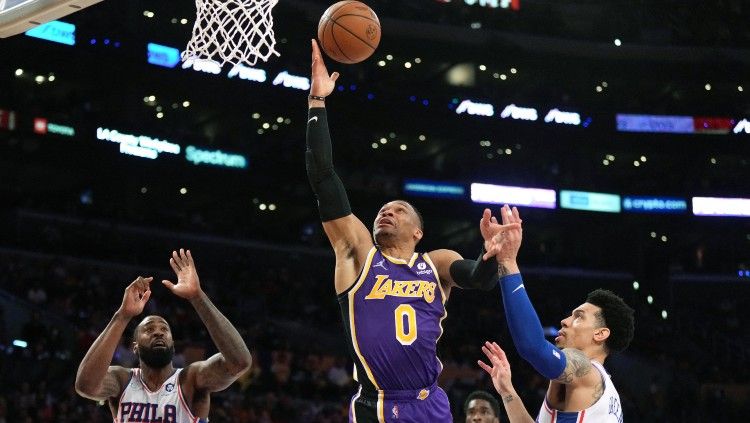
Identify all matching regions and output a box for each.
[182,0,280,68]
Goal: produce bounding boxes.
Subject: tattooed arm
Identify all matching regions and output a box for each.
[164,250,252,392]
[553,349,593,384]
[75,276,152,400]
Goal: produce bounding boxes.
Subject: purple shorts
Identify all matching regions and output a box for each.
[348,383,452,423]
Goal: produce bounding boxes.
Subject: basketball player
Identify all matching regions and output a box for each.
[306,39,519,423]
[464,390,502,423]
[75,249,251,422]
[478,205,634,422]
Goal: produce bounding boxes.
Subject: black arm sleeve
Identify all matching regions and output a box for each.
[449,249,499,290]
[305,107,352,222]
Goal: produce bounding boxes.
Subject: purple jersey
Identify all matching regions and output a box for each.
[338,247,447,392]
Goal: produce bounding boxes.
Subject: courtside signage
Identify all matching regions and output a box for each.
[404,179,465,199]
[96,127,180,160]
[455,100,494,117]
[471,183,556,209]
[147,43,181,68]
[560,190,621,213]
[227,65,267,82]
[544,108,580,126]
[500,104,538,121]
[185,146,248,169]
[622,196,687,213]
[692,197,750,217]
[25,20,75,45]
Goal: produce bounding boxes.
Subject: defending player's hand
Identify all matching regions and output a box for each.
[163,249,203,301]
[484,205,523,263]
[481,207,521,261]
[310,39,339,98]
[118,276,153,318]
[478,341,514,396]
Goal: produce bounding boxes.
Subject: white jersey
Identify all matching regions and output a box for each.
[116,368,206,423]
[536,361,623,423]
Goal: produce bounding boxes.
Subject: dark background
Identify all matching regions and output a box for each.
[0,0,748,421]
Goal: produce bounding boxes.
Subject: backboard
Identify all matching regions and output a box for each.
[0,0,102,38]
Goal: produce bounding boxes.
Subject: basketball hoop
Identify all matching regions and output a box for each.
[182,0,281,69]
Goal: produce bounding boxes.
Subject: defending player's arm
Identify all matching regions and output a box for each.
[163,249,251,392]
[492,205,595,385]
[430,209,519,290]
[307,39,372,292]
[478,341,536,423]
[75,277,152,400]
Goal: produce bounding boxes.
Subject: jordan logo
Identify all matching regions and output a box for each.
[373,259,387,270]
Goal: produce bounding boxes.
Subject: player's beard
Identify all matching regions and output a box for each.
[138,344,175,368]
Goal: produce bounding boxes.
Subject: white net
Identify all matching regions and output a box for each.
[182,0,280,69]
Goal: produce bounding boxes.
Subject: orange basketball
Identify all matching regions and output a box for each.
[317,1,381,64]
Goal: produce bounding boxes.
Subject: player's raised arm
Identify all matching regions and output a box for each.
[429,209,519,291]
[490,205,596,386]
[478,341,536,423]
[162,249,252,392]
[306,39,373,292]
[75,277,152,400]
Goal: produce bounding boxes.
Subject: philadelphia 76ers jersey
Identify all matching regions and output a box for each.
[116,368,207,423]
[338,246,448,391]
[536,360,623,423]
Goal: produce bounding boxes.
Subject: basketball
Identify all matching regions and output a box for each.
[317,1,381,64]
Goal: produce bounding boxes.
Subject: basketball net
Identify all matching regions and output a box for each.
[182,0,280,69]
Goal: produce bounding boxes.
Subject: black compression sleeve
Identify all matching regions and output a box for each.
[449,249,499,290]
[305,107,352,221]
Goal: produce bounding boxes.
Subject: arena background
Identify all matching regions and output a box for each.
[1,0,749,421]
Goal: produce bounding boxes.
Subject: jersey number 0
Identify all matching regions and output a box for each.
[394,304,417,345]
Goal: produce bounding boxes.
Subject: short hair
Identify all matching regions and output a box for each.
[397,200,424,230]
[134,315,169,338]
[464,390,500,418]
[586,289,635,352]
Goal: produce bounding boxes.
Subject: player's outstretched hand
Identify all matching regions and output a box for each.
[478,341,514,396]
[481,207,521,261]
[163,249,203,301]
[118,276,153,318]
[310,39,339,98]
[483,205,523,263]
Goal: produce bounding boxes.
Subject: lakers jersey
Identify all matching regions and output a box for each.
[536,361,623,423]
[338,247,447,391]
[116,368,207,423]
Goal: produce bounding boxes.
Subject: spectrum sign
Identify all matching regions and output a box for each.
[185,146,247,169]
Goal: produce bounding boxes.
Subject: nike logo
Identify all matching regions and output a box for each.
[512,283,525,293]
[308,116,318,123]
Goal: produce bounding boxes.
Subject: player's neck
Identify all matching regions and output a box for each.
[139,364,176,390]
[583,348,607,366]
[379,244,415,261]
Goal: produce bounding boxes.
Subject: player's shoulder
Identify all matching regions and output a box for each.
[425,249,462,267]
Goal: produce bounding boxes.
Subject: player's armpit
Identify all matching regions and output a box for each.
[322,214,372,255]
[189,353,247,393]
[553,348,594,385]
[76,366,128,401]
